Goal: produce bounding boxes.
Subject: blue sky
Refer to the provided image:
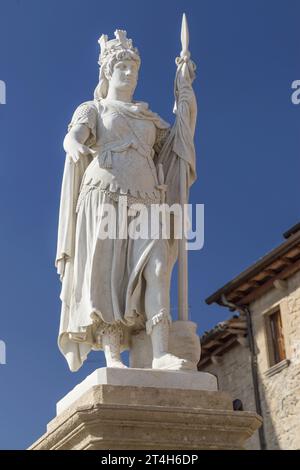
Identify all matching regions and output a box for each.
[0,0,299,449]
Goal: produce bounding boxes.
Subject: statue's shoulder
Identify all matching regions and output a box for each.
[131,101,170,130]
[72,100,98,118]
[69,100,99,131]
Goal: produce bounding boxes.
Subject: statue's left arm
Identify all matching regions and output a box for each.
[175,59,197,137]
[154,53,197,207]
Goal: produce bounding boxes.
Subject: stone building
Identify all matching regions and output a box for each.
[198,222,300,450]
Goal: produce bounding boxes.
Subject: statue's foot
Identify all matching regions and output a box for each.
[106,360,128,369]
[152,353,196,371]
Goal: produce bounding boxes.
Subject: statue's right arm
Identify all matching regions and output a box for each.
[63,124,91,164]
[63,101,98,163]
[57,123,91,279]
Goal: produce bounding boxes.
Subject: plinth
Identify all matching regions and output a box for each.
[29,368,262,450]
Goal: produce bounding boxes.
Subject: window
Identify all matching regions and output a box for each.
[266,309,286,366]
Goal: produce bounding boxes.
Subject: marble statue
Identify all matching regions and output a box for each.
[56,17,197,372]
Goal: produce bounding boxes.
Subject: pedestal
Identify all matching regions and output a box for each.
[29,368,262,450]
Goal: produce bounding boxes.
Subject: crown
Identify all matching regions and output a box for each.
[98,30,139,65]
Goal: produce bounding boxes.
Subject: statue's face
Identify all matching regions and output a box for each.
[108,59,138,95]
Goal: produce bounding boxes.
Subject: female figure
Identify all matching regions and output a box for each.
[56,30,196,372]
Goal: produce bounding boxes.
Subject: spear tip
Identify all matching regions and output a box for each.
[181,12,189,54]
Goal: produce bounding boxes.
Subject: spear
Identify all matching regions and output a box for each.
[181,13,190,62]
[178,13,190,322]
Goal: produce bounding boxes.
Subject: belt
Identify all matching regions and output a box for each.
[89,140,153,169]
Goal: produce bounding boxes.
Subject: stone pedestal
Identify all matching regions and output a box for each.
[29,368,262,450]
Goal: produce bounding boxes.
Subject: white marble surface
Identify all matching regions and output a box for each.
[56,367,218,415]
[56,27,198,373]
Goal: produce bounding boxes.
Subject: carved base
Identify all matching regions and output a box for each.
[55,367,218,415]
[29,370,262,450]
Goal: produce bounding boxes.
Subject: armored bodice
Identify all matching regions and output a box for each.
[69,99,170,202]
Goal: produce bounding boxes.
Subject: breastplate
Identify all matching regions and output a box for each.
[81,109,160,200]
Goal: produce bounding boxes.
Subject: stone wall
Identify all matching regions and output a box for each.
[201,343,261,450]
[249,269,300,450]
[201,269,300,450]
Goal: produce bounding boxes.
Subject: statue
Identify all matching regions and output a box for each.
[56,15,197,372]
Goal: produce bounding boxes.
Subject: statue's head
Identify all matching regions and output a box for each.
[94,30,141,100]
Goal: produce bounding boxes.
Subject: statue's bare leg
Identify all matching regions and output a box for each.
[143,240,188,370]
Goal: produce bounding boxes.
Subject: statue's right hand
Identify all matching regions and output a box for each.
[64,135,90,163]
[68,142,90,164]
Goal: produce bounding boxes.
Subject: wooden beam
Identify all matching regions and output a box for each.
[248,280,261,287]
[201,339,223,349]
[206,337,237,357]
[263,268,278,276]
[227,328,248,335]
[206,232,300,306]
[237,258,300,306]
[228,320,247,328]
[235,289,248,297]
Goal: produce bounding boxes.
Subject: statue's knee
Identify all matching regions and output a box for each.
[144,241,170,283]
[144,259,168,283]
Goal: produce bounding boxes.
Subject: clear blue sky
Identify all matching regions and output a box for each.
[0,0,299,449]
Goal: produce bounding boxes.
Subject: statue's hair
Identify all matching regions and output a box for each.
[94,49,141,101]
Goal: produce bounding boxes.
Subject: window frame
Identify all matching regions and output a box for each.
[264,306,286,367]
